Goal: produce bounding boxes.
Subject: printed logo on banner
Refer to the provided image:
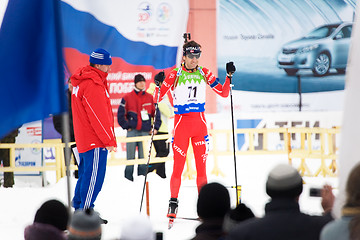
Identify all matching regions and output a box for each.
[30,139,41,154]
[26,127,41,136]
[15,122,42,172]
[157,3,172,23]
[44,147,55,161]
[138,2,152,23]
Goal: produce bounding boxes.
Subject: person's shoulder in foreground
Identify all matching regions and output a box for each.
[227,164,334,240]
[320,163,360,240]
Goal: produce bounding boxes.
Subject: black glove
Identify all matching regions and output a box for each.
[226,62,236,77]
[154,71,165,86]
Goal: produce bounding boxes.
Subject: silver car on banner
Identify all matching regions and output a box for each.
[277,22,352,77]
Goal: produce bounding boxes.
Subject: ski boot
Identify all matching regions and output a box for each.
[167,198,178,229]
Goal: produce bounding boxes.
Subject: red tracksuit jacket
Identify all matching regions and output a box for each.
[71,65,117,153]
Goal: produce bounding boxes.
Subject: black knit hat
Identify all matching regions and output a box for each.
[134,74,146,84]
[34,199,69,231]
[197,182,230,220]
[266,164,303,199]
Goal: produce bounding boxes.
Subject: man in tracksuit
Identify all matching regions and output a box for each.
[155,40,236,219]
[71,48,117,210]
[117,74,161,181]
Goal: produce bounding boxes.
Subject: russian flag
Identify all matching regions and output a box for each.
[60,0,188,125]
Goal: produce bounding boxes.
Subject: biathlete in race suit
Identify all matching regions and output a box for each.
[155,40,236,218]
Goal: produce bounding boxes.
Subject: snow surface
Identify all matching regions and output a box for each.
[0,153,338,240]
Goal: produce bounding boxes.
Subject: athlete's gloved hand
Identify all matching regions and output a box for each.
[226,62,236,77]
[154,71,165,86]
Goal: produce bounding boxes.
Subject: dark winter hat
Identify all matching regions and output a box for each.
[183,40,202,56]
[68,209,102,240]
[34,199,69,231]
[197,182,230,220]
[89,48,112,65]
[266,164,303,199]
[134,74,146,84]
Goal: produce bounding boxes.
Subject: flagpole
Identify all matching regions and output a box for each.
[62,112,72,214]
[53,0,72,214]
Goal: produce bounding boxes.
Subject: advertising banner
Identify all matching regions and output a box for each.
[61,0,189,124]
[217,0,356,112]
[14,122,42,175]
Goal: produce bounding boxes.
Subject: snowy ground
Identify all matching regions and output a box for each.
[0,153,338,240]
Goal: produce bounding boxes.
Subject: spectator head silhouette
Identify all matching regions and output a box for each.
[197,182,231,220]
[24,199,69,240]
[68,209,102,240]
[266,164,303,199]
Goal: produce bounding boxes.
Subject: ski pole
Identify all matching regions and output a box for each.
[139,82,162,212]
[228,73,239,206]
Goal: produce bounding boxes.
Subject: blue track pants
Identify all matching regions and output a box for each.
[72,148,108,210]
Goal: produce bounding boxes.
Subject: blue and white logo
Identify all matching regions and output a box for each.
[157,3,172,23]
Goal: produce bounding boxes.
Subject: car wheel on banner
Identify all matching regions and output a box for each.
[313,52,331,77]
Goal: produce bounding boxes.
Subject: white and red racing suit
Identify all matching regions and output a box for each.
[157,64,230,198]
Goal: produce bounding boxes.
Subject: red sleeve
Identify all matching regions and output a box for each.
[82,82,117,147]
[166,90,174,107]
[154,69,177,103]
[202,67,230,98]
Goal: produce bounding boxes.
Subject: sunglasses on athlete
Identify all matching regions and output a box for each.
[186,53,201,59]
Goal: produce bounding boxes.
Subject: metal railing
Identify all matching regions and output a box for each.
[0,127,340,182]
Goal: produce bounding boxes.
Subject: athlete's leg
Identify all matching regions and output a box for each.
[192,134,209,193]
[170,115,189,198]
[80,148,108,209]
[192,112,209,193]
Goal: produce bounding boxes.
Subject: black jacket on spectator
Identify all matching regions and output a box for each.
[227,198,333,240]
[192,219,225,240]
